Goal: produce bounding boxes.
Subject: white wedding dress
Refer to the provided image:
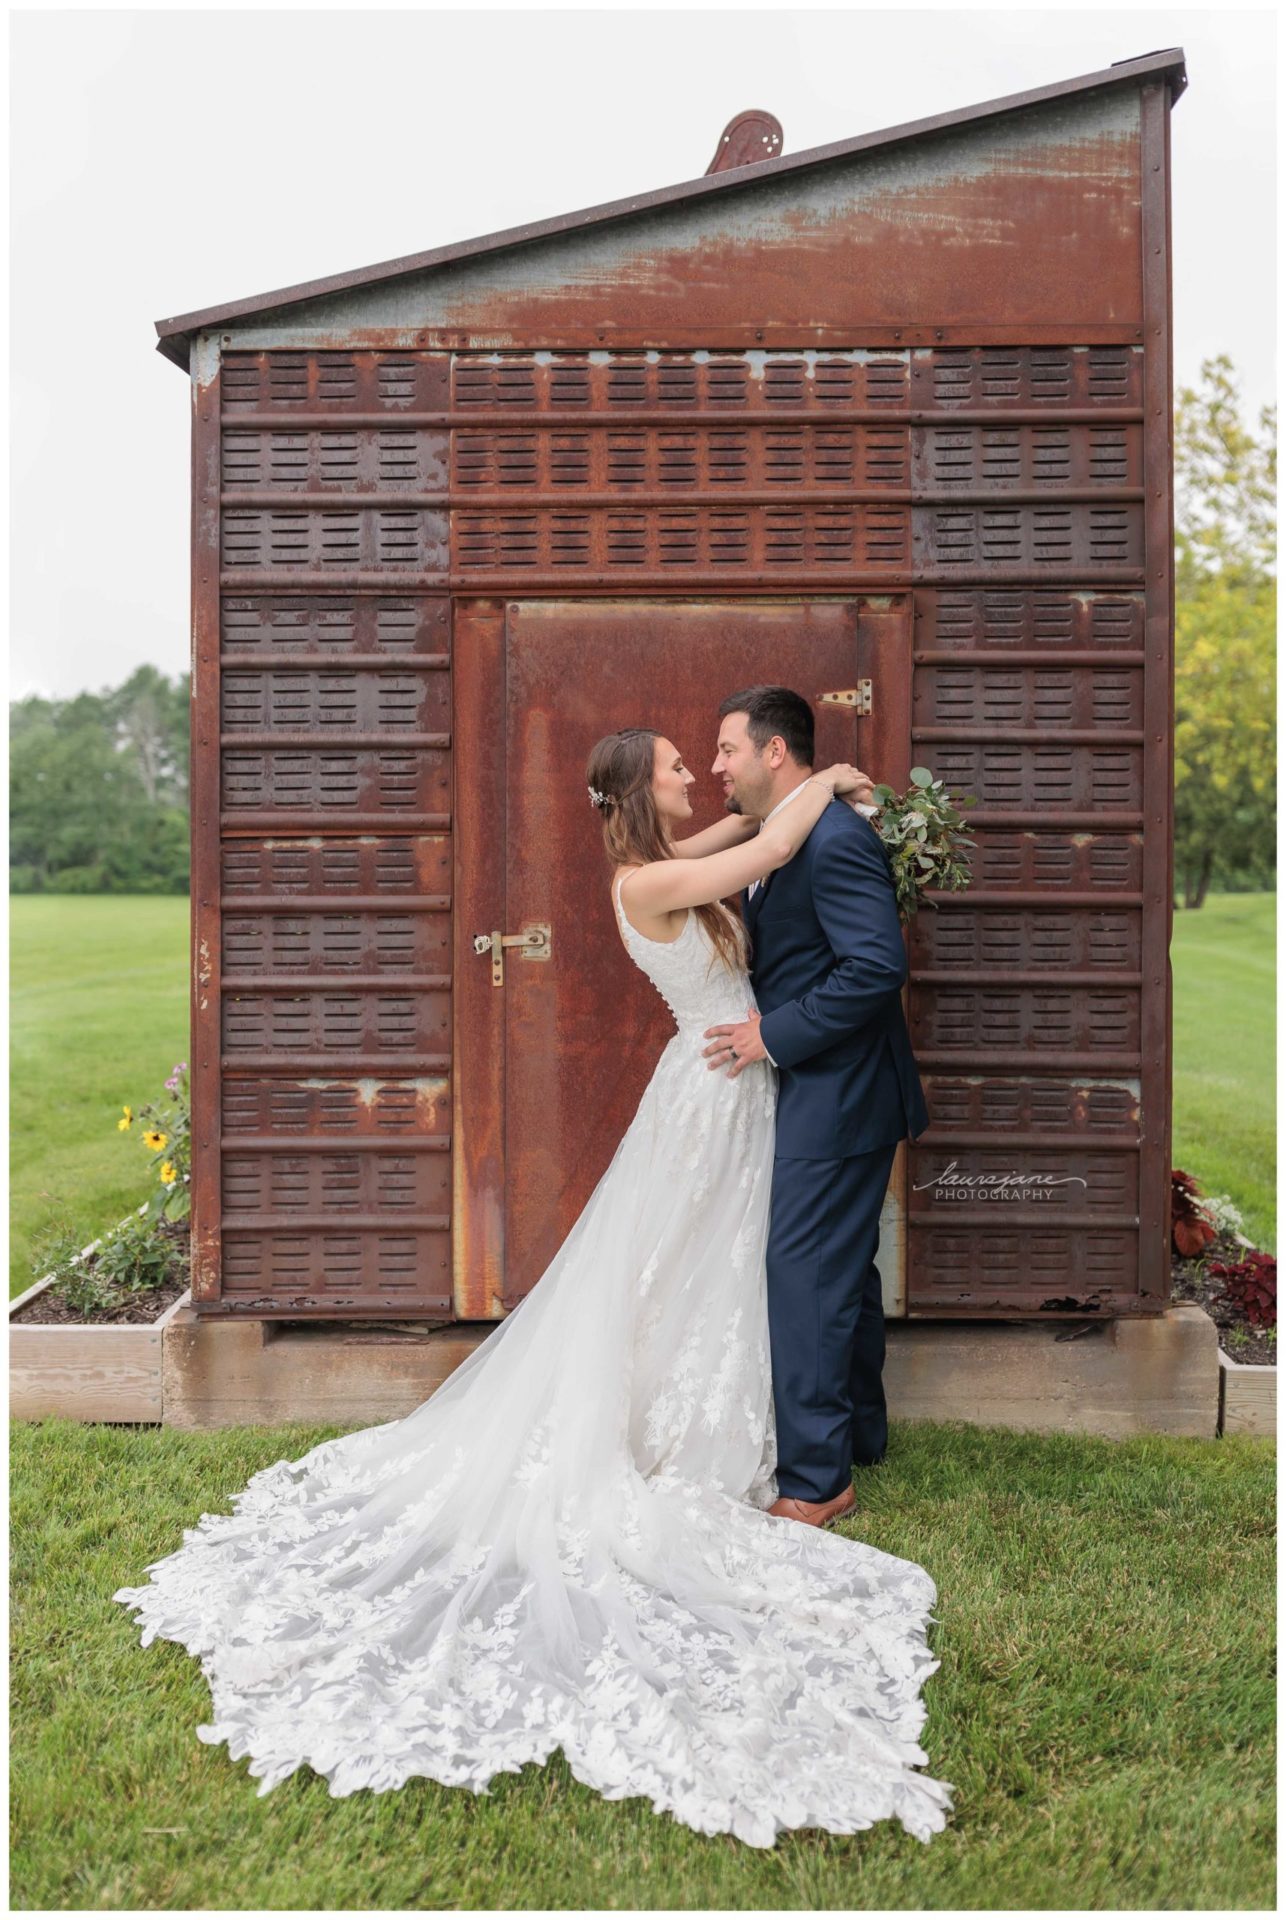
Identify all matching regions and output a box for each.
[113,877,954,1847]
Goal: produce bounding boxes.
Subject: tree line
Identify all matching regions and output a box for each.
[7,359,1276,905]
[10,666,190,893]
[1172,357,1276,906]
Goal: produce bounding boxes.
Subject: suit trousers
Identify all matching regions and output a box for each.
[766,1142,899,1504]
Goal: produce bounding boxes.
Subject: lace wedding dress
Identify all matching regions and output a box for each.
[113,877,954,1847]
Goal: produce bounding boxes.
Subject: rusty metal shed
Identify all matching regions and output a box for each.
[164,47,1187,1324]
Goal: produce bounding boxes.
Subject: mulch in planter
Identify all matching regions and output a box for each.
[1170,1230,1277,1367]
[11,1221,191,1327]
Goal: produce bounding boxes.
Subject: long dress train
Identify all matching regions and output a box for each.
[113,878,954,1848]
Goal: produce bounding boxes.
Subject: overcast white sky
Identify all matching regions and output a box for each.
[9,3,1277,699]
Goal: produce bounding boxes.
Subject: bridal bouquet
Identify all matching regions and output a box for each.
[866,767,975,920]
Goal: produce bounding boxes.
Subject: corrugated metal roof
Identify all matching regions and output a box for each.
[155,46,1186,371]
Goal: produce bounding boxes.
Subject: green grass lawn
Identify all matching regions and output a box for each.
[10,897,189,1295]
[1171,891,1276,1250]
[10,1417,1274,1910]
[9,891,1277,1293]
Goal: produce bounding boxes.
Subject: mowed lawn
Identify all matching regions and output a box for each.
[9,890,1278,1293]
[1170,891,1276,1250]
[10,897,189,1295]
[9,1418,1276,1911]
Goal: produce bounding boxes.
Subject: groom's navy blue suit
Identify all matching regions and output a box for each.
[747,797,929,1503]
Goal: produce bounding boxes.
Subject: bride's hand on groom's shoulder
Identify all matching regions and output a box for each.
[824,764,876,808]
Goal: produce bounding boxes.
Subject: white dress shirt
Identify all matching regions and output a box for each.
[747,778,879,1067]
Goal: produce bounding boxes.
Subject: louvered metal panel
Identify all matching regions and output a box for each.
[446,350,916,584]
[907,364,1168,1313]
[451,350,913,412]
[191,349,455,1316]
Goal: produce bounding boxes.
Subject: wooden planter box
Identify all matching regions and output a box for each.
[9,1274,192,1423]
[1218,1348,1276,1438]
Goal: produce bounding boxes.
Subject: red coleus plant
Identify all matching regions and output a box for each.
[1209,1251,1277,1330]
[1171,1168,1218,1260]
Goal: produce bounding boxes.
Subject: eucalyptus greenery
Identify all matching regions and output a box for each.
[870,767,976,920]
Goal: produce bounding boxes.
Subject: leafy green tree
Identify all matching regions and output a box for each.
[1173,357,1276,907]
[104,666,189,808]
[9,673,190,893]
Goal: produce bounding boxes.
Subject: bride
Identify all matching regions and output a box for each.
[113,726,954,1849]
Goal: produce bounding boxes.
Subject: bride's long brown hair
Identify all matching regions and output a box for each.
[586,728,748,977]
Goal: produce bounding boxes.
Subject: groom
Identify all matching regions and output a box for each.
[703,686,929,1528]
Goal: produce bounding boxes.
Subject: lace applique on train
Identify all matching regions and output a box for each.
[113,872,953,1847]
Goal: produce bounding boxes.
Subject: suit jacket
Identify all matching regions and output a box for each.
[747,800,930,1160]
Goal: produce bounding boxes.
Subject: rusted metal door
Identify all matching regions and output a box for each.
[452,596,911,1316]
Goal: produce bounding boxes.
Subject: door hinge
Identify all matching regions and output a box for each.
[820,682,872,714]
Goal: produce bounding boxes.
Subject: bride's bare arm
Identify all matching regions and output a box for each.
[628,766,858,914]
[672,814,760,859]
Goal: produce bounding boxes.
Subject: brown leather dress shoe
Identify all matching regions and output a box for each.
[767,1483,857,1528]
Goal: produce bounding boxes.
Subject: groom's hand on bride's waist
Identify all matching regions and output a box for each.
[702,1013,769,1078]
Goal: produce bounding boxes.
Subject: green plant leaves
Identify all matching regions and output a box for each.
[873,768,975,919]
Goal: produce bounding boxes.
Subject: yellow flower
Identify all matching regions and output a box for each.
[159,1162,178,1186]
[143,1129,168,1152]
[117,1106,133,1132]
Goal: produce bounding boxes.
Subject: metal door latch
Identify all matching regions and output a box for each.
[820,682,872,714]
[472,923,552,986]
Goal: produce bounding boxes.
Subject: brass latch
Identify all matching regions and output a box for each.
[472,923,552,986]
[820,682,872,714]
